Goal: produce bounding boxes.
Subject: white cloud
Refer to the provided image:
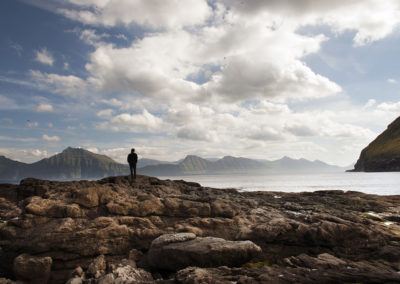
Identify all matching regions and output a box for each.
[16,0,400,167]
[32,0,399,106]
[59,0,212,29]
[225,0,400,46]
[30,70,87,97]
[0,148,48,163]
[0,136,37,142]
[34,48,55,66]
[83,19,340,103]
[364,99,376,108]
[35,103,54,112]
[177,125,218,142]
[284,123,318,137]
[377,101,400,113]
[77,29,110,46]
[42,134,60,142]
[100,98,123,107]
[0,95,19,110]
[97,109,113,118]
[97,109,164,132]
[388,78,397,84]
[9,41,23,56]
[26,121,39,128]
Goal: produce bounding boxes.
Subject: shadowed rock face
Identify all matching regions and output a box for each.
[0,175,399,283]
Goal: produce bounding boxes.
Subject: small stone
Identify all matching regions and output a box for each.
[97,273,115,284]
[128,249,143,262]
[87,255,106,277]
[66,277,83,284]
[72,266,83,277]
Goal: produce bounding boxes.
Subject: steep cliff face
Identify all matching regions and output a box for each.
[354,117,400,171]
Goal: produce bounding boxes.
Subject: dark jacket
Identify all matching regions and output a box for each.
[127,153,138,165]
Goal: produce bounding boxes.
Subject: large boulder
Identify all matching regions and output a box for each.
[13,253,52,283]
[147,233,261,270]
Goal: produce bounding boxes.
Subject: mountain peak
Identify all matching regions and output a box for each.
[280,156,294,161]
[62,147,85,153]
[183,155,204,161]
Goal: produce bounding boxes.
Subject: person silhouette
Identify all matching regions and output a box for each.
[127,148,138,182]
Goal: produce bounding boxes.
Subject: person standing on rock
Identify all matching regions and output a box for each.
[127,148,138,182]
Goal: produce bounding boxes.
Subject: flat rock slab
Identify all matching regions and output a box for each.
[147,233,261,270]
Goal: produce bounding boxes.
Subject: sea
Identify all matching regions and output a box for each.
[158,172,400,196]
[1,172,399,196]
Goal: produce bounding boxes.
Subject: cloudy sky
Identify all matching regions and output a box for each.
[1,0,400,166]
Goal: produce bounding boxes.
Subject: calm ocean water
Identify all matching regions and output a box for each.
[158,172,400,195]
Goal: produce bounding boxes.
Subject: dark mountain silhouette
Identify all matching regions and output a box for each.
[0,156,27,181]
[0,148,347,182]
[0,147,129,182]
[353,116,400,171]
[138,158,176,168]
[211,156,266,172]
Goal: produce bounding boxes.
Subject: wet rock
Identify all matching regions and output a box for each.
[147,233,261,270]
[13,253,52,284]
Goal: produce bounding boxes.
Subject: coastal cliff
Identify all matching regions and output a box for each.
[354,116,400,171]
[0,175,400,283]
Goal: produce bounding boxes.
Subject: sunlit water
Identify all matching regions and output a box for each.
[158,172,400,195]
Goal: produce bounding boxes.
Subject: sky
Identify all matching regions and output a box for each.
[1,0,400,166]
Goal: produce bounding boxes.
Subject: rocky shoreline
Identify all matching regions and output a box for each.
[0,175,399,283]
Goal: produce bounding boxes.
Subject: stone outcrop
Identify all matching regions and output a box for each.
[13,253,52,283]
[147,233,261,270]
[0,175,400,283]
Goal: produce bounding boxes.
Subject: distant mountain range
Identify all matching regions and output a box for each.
[138,154,348,176]
[0,147,349,182]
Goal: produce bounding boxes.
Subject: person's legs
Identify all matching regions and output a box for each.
[133,163,137,179]
[129,164,134,181]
